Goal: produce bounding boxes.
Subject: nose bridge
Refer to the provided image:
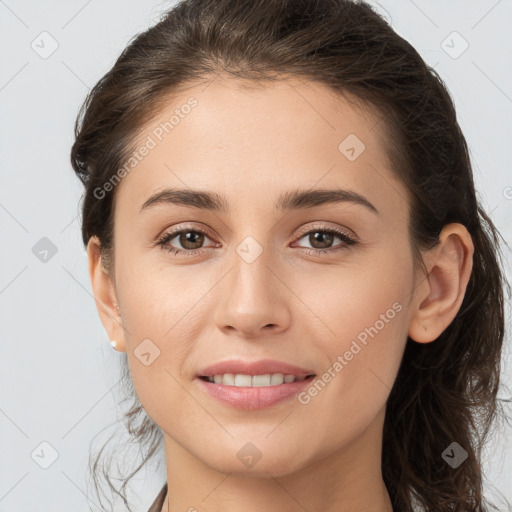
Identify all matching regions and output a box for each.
[213,233,290,336]
[229,235,275,312]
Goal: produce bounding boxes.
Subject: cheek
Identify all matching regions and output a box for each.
[117,254,252,417]
[117,256,212,341]
[117,270,203,431]
[295,255,410,414]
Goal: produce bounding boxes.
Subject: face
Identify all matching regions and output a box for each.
[96,76,419,476]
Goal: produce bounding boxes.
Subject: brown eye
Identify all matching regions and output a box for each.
[176,230,205,250]
[307,231,336,249]
[157,227,216,254]
[293,227,357,254]
[156,225,357,258]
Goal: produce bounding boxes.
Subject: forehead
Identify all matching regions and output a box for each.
[114,76,408,222]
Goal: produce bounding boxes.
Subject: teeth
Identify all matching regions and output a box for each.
[205,373,306,386]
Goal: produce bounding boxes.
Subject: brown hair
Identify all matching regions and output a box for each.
[71,1,511,510]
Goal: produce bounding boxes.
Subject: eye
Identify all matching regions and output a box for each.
[155,224,358,257]
[155,225,218,256]
[292,226,357,256]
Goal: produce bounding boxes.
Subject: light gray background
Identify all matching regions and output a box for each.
[1,1,511,511]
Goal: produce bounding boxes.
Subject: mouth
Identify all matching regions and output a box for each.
[196,372,317,410]
[198,373,316,387]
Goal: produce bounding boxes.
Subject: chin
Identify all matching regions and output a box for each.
[199,445,310,478]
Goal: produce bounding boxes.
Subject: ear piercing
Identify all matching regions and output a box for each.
[110,301,121,349]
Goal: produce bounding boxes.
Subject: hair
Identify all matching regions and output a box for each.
[71,0,511,510]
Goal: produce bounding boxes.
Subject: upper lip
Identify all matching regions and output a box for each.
[197,359,316,378]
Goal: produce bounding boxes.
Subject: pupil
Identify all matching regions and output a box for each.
[311,231,333,248]
[181,231,204,249]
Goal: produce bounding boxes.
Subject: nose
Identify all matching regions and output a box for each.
[213,252,291,339]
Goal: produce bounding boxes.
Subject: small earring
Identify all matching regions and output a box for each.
[110,340,118,349]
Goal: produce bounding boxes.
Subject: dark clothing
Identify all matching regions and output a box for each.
[147,483,167,512]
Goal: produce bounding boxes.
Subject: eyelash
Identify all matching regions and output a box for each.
[155,224,358,257]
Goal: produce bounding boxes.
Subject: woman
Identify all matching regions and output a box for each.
[70,0,510,510]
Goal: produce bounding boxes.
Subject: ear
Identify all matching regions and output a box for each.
[87,236,127,352]
[408,223,474,343]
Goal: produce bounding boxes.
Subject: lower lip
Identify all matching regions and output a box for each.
[196,376,315,410]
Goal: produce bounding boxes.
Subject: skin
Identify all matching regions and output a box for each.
[87,75,474,512]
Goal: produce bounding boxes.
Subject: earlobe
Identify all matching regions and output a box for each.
[87,236,127,352]
[408,223,474,344]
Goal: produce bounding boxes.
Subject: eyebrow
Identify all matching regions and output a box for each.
[140,187,379,215]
